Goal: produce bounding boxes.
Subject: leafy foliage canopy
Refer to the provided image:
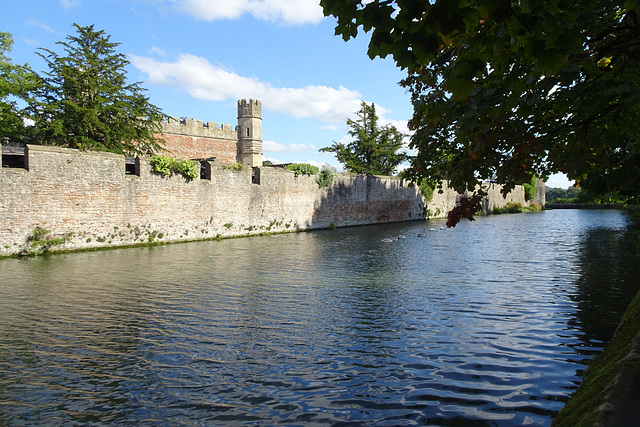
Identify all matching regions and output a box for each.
[150,155,199,180]
[285,163,320,177]
[321,0,640,224]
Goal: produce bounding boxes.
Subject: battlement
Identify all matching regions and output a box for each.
[238,99,262,118]
[153,99,262,164]
[160,117,237,139]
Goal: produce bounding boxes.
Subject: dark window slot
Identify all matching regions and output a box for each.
[193,157,215,181]
[125,157,139,176]
[1,146,26,169]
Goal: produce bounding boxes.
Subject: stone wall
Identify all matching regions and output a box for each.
[426,178,545,219]
[0,145,543,256]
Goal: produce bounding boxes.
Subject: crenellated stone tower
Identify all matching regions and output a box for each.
[237,99,262,167]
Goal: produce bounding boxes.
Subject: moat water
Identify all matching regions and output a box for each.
[1,209,639,426]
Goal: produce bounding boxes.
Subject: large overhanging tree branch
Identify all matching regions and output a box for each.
[321,0,640,225]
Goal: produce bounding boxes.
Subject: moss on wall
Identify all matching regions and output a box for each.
[552,288,640,426]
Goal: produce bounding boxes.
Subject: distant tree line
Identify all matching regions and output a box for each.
[546,186,625,204]
[545,186,582,204]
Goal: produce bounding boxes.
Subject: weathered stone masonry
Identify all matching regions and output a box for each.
[0,145,425,256]
[157,117,237,162]
[0,98,544,256]
[0,144,543,256]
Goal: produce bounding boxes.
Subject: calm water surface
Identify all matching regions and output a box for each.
[1,209,639,426]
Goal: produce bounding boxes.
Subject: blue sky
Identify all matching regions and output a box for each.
[2,0,573,188]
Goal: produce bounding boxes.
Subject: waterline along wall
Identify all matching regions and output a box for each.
[0,145,543,256]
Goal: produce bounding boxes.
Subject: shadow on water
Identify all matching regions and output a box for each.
[570,222,640,346]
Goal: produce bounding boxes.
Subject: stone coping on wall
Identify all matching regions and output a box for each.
[25,143,123,158]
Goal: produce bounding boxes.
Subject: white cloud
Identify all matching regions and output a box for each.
[149,46,167,57]
[321,124,339,131]
[25,18,59,36]
[546,173,574,189]
[130,53,363,124]
[334,134,354,145]
[383,118,410,135]
[303,159,329,169]
[60,0,81,10]
[173,0,324,25]
[263,140,316,153]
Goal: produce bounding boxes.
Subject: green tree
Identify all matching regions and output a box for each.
[28,24,165,156]
[321,1,640,224]
[0,32,40,143]
[546,187,571,203]
[567,186,582,200]
[321,101,407,175]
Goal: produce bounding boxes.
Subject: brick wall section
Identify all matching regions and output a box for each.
[156,133,239,162]
[156,117,239,162]
[0,146,543,256]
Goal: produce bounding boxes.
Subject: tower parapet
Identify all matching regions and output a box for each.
[237,99,262,167]
[238,98,262,119]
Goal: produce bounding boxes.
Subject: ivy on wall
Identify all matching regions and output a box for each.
[150,155,198,180]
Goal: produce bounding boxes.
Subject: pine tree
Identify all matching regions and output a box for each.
[321,101,407,175]
[29,24,165,156]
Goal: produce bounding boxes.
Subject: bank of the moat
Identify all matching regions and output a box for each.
[553,286,640,426]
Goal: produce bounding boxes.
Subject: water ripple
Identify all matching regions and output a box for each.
[1,210,639,426]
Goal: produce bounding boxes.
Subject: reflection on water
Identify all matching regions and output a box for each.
[1,210,639,426]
